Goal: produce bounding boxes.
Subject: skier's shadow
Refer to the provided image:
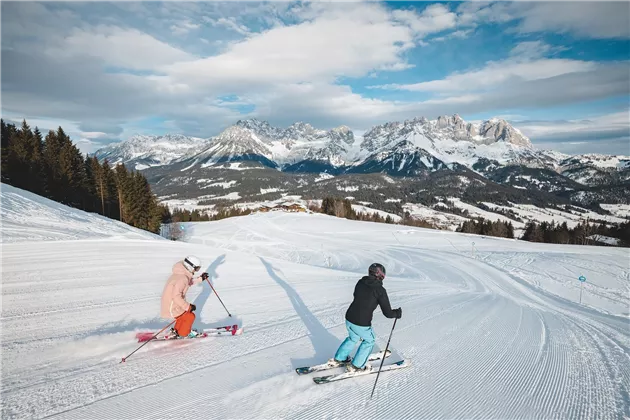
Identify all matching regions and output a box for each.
[192,254,242,329]
[259,257,340,368]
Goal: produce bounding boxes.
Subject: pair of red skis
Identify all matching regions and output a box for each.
[134,324,243,342]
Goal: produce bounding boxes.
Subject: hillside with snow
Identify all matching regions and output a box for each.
[1,186,629,419]
[0,184,163,242]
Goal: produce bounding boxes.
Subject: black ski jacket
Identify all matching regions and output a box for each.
[345,275,398,327]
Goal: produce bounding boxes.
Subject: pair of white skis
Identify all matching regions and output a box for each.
[295,350,410,384]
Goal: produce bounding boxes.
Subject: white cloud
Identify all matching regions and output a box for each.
[457,1,630,39]
[163,3,417,90]
[515,2,630,39]
[371,56,597,93]
[1,114,116,154]
[516,111,630,140]
[48,25,196,70]
[206,17,252,36]
[509,40,554,59]
[392,4,457,38]
[171,20,201,36]
[2,1,629,157]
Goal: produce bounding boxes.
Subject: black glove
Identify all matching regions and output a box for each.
[201,272,209,281]
[394,307,402,319]
[189,303,196,312]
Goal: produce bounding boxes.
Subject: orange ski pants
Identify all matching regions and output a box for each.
[175,311,195,336]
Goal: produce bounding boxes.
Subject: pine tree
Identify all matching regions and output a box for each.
[90,157,107,215]
[9,121,44,193]
[506,222,515,239]
[43,129,63,201]
[0,119,15,183]
[343,199,356,220]
[84,156,96,212]
[101,160,117,218]
[114,163,130,222]
[58,132,88,208]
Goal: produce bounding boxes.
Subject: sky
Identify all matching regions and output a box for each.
[1,1,629,156]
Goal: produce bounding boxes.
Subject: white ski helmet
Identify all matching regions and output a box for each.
[183,255,201,273]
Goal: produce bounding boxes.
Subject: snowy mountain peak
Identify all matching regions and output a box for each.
[94,133,212,169]
[96,114,622,187]
[479,119,532,148]
[329,125,355,146]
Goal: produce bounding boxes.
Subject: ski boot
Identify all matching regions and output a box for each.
[187,329,201,338]
[326,357,351,368]
[346,362,373,373]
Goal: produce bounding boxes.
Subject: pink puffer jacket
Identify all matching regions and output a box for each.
[160,261,202,319]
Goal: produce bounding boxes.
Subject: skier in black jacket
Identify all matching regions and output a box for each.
[329,263,401,373]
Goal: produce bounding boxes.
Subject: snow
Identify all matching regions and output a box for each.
[95,135,211,169]
[385,198,401,203]
[351,205,402,222]
[202,162,262,171]
[160,198,217,214]
[336,185,359,192]
[209,192,241,201]
[2,185,629,419]
[382,175,396,184]
[180,159,199,172]
[588,235,621,246]
[403,202,469,231]
[600,204,630,219]
[315,172,334,182]
[447,197,524,227]
[0,184,162,242]
[482,202,628,229]
[197,180,238,189]
[565,154,630,170]
[260,187,284,195]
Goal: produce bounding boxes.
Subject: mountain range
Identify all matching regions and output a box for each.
[94,114,630,216]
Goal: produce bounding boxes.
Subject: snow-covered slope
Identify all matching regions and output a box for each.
[559,153,630,186]
[2,189,628,419]
[0,183,162,242]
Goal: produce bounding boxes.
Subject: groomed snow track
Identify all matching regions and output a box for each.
[1,208,629,419]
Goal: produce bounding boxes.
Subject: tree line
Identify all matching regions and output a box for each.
[521,220,629,247]
[168,206,253,223]
[1,119,167,234]
[456,218,515,239]
[455,216,629,247]
[310,196,438,228]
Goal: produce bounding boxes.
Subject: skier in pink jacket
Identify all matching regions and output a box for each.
[161,255,208,338]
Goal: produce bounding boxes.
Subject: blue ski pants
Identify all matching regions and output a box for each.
[334,320,376,368]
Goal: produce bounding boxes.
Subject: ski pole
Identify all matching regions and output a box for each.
[120,319,175,363]
[204,276,232,317]
[370,317,397,399]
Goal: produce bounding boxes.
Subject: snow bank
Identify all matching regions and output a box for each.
[1,188,628,419]
[0,183,162,243]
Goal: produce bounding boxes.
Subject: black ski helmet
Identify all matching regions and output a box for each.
[368,263,386,280]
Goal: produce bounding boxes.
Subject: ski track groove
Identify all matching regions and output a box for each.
[568,317,629,419]
[3,213,629,419]
[19,292,433,419]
